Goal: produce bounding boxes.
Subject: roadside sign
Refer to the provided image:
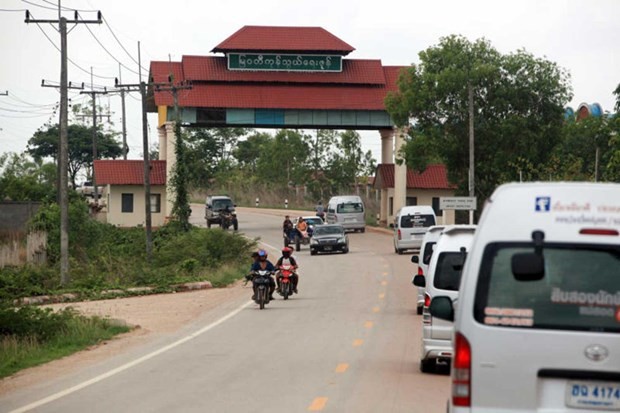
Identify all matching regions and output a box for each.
[440,197,477,210]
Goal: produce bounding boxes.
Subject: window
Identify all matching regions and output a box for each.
[150,194,161,213]
[400,214,435,228]
[121,193,133,213]
[432,197,443,216]
[336,202,364,213]
[474,242,620,333]
[406,196,417,206]
[433,251,467,291]
[422,242,436,265]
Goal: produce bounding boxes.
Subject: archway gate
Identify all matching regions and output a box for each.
[147,26,409,222]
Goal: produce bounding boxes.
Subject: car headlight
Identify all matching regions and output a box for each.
[338,237,346,243]
[311,238,318,245]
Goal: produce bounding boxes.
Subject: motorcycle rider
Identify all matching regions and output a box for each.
[248,249,276,301]
[275,247,299,294]
[315,201,325,219]
[296,216,308,236]
[283,215,294,241]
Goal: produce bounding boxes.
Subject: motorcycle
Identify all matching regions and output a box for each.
[276,264,296,300]
[283,226,314,251]
[248,269,273,309]
[220,210,239,231]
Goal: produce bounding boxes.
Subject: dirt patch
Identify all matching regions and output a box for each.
[0,280,250,396]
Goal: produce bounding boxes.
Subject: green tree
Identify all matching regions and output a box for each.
[233,131,272,173]
[386,35,572,201]
[0,153,56,201]
[27,124,123,188]
[255,129,310,186]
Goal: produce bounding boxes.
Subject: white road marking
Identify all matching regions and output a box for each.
[7,300,253,413]
[259,241,281,253]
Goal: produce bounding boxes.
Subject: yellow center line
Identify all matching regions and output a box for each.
[379,293,385,299]
[353,339,364,347]
[364,321,374,329]
[381,280,388,286]
[308,397,328,411]
[373,306,380,313]
[335,363,349,373]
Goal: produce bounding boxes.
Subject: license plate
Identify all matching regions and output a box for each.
[323,246,332,251]
[566,381,620,410]
[411,234,423,239]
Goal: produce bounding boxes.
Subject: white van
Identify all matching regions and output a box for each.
[411,225,446,315]
[429,182,620,412]
[413,226,476,373]
[326,195,366,232]
[393,205,437,254]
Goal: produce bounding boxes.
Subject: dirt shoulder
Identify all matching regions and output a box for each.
[0,280,249,396]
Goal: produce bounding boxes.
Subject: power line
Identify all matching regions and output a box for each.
[38,0,98,12]
[102,17,147,72]
[79,15,140,76]
[21,0,58,11]
[0,8,27,12]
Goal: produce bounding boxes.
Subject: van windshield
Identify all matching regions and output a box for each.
[433,251,466,291]
[336,202,364,213]
[401,214,435,229]
[474,243,620,333]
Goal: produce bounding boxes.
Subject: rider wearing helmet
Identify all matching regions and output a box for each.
[249,249,276,300]
[275,247,299,294]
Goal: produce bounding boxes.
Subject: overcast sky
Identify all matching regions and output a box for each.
[1,0,618,169]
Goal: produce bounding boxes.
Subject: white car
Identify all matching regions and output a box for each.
[413,225,476,373]
[429,182,620,412]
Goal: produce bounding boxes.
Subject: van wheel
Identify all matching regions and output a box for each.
[360,228,365,233]
[397,249,404,255]
[420,358,435,373]
[207,220,211,228]
[417,305,423,315]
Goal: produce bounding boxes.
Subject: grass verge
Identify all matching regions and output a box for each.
[0,307,131,379]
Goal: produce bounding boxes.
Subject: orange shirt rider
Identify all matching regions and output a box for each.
[296,217,308,234]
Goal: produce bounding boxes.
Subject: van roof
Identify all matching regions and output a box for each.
[442,225,477,236]
[478,182,620,243]
[398,205,435,214]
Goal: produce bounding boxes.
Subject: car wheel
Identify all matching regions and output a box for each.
[398,249,404,255]
[207,220,212,228]
[342,246,349,254]
[310,250,317,256]
[417,305,423,315]
[360,228,365,233]
[420,358,435,373]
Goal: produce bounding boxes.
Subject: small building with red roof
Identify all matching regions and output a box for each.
[374,164,457,224]
[93,160,167,227]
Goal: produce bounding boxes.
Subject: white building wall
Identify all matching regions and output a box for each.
[106,185,167,228]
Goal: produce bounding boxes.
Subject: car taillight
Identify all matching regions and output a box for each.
[398,229,402,240]
[452,332,471,407]
[417,266,424,276]
[422,292,432,325]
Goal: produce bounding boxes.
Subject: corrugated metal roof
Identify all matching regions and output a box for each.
[211,26,355,54]
[374,163,454,189]
[94,160,167,186]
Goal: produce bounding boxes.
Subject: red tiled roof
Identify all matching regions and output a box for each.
[374,163,454,189]
[94,160,167,186]
[212,26,355,54]
[152,82,391,110]
[180,56,386,85]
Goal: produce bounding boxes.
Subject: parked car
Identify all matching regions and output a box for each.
[310,224,349,255]
[325,195,365,232]
[76,181,103,198]
[205,195,236,228]
[411,225,446,315]
[393,205,437,254]
[413,225,476,373]
[430,182,620,412]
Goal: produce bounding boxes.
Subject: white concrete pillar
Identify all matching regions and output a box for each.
[158,125,167,160]
[379,128,394,164]
[164,122,176,218]
[393,126,408,216]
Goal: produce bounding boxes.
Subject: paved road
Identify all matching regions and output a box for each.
[1,209,450,413]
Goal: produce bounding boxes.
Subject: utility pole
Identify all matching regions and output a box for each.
[119,64,128,159]
[468,82,475,225]
[26,8,102,285]
[80,82,108,201]
[42,80,84,198]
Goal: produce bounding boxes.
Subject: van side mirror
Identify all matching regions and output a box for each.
[512,252,545,281]
[429,296,454,322]
[412,275,425,287]
[411,255,419,264]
